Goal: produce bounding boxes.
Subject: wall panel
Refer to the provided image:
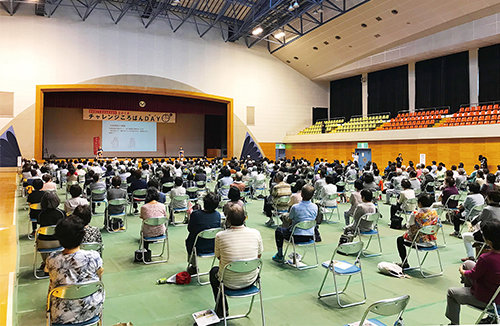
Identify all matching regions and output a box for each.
[282,138,500,172]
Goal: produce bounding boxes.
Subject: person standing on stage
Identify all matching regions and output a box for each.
[179,146,185,159]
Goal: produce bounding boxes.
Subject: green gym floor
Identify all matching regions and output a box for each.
[14,185,481,326]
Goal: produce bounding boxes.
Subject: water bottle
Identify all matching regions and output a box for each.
[156,277,168,284]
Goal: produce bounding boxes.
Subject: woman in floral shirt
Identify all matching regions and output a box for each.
[45,216,104,324]
[396,194,439,268]
[73,205,103,244]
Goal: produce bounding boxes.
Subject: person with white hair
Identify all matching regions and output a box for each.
[385,168,404,204]
[420,168,435,193]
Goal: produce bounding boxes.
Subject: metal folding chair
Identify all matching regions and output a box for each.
[216,258,265,326]
[128,189,147,215]
[139,216,169,264]
[271,196,290,226]
[81,242,103,257]
[283,220,318,270]
[253,179,267,199]
[170,194,189,225]
[33,226,63,279]
[28,202,41,240]
[396,197,417,225]
[459,204,485,234]
[90,189,107,217]
[106,198,128,233]
[318,241,366,308]
[187,227,222,285]
[470,284,500,324]
[343,295,410,326]
[356,212,382,257]
[322,193,340,223]
[402,225,443,278]
[47,281,104,326]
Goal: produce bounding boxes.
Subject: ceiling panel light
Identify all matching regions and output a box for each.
[293,1,299,9]
[274,31,285,39]
[252,27,263,35]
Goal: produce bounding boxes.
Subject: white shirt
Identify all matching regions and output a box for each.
[215,226,263,289]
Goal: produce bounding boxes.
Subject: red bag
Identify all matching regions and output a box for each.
[175,271,191,284]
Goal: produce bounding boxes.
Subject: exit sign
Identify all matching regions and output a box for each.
[357,142,368,149]
[275,143,286,149]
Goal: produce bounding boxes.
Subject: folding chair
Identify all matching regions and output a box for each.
[106,198,128,233]
[186,187,199,203]
[170,194,189,225]
[444,194,460,218]
[128,189,147,215]
[459,204,485,234]
[81,242,103,257]
[90,189,108,216]
[402,225,443,278]
[47,281,104,326]
[471,284,500,324]
[33,226,63,279]
[356,212,382,257]
[322,193,340,223]
[28,202,42,240]
[187,227,222,285]
[139,216,169,264]
[318,241,366,308]
[253,179,267,199]
[282,220,318,270]
[216,258,265,326]
[162,182,174,194]
[65,180,79,199]
[344,295,410,326]
[432,207,447,248]
[396,197,417,225]
[271,196,290,226]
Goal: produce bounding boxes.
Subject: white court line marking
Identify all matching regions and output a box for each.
[12,191,17,226]
[7,271,14,326]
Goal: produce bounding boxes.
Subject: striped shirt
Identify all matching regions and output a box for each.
[215,226,263,289]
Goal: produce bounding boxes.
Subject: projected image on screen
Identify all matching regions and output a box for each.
[102,121,157,152]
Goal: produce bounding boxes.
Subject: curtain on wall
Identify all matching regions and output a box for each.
[312,107,328,124]
[415,51,469,112]
[330,75,362,119]
[479,43,500,103]
[368,65,408,116]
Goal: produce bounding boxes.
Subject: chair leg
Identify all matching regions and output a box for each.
[258,284,265,326]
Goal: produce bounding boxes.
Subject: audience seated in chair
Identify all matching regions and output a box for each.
[344,180,364,225]
[64,184,88,216]
[480,173,499,198]
[272,184,317,263]
[73,205,102,245]
[446,219,500,325]
[186,192,221,275]
[343,189,377,235]
[318,175,337,207]
[169,177,188,221]
[462,190,500,261]
[36,191,64,273]
[450,182,484,238]
[396,194,438,269]
[209,204,263,318]
[88,174,107,214]
[265,172,291,227]
[27,179,45,236]
[141,187,167,251]
[44,216,104,325]
[128,169,147,214]
[390,179,416,229]
[41,174,57,192]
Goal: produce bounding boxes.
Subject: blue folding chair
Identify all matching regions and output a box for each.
[216,258,265,326]
[283,220,318,270]
[402,225,443,278]
[344,295,410,326]
[318,241,366,308]
[188,227,222,285]
[356,212,382,257]
[139,216,169,264]
[33,226,63,279]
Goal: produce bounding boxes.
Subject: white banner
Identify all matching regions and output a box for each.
[83,109,175,123]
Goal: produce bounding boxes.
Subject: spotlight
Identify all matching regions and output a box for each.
[293,1,299,9]
[274,31,285,39]
[288,3,294,11]
[171,0,180,6]
[252,26,263,35]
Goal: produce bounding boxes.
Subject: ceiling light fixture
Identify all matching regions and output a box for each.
[293,1,299,8]
[171,0,180,6]
[252,27,263,35]
[288,3,294,11]
[274,31,285,39]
